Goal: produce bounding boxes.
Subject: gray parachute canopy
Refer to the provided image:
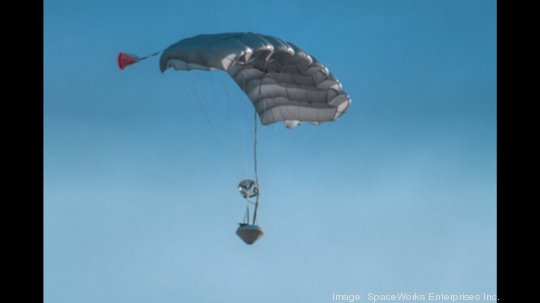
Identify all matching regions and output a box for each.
[159,32,350,128]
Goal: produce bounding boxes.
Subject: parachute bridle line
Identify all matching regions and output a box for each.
[252,108,260,225]
[140,51,161,61]
[251,64,267,226]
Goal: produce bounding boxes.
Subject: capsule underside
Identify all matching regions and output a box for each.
[236,225,264,245]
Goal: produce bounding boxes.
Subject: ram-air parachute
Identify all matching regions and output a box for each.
[119,32,351,245]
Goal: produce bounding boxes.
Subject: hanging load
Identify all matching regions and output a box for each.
[236,224,264,245]
[236,179,264,244]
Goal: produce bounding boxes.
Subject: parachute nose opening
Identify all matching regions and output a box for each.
[236,224,264,245]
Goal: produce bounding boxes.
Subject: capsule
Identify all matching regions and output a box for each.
[236,224,264,245]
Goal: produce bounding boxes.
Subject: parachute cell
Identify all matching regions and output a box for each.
[159,32,351,128]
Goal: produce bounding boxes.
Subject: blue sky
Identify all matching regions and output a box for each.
[44,1,497,302]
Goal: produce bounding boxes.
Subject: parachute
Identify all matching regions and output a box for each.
[119,32,350,245]
[159,32,350,128]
